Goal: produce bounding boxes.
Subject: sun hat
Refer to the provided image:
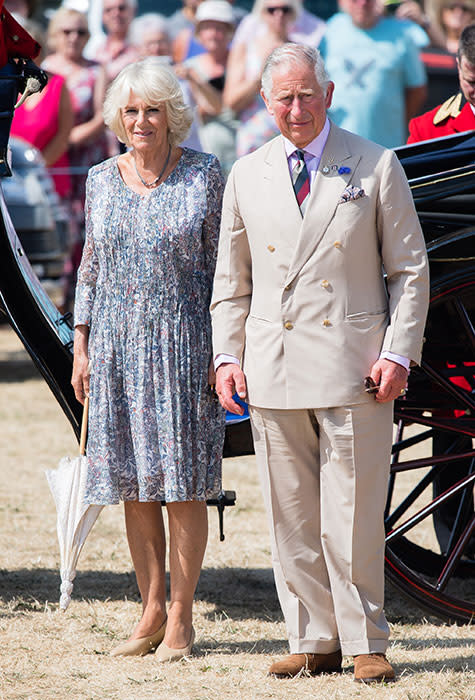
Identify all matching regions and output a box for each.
[195,0,235,26]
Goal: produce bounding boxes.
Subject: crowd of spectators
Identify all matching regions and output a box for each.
[5,0,475,308]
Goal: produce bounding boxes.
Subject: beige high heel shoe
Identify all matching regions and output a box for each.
[156,626,195,662]
[110,618,167,657]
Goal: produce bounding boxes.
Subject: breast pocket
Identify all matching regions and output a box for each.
[335,195,370,222]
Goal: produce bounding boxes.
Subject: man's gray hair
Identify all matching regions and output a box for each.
[458,23,475,65]
[261,44,330,100]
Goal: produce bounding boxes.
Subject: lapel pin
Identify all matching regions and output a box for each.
[322,166,330,174]
[331,164,338,171]
[338,166,351,175]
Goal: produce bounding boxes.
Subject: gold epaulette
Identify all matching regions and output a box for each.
[433,93,463,125]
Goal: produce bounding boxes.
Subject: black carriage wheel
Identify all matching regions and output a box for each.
[384,270,475,623]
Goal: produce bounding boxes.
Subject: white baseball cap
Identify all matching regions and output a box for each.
[195,0,235,26]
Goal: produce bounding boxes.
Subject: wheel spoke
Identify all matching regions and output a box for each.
[391,427,435,454]
[391,449,475,474]
[386,465,442,530]
[437,515,475,591]
[393,410,475,438]
[445,457,475,555]
[386,472,475,543]
[453,298,475,353]
[387,435,469,528]
[421,360,475,412]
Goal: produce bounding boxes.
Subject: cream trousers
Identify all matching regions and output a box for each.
[249,401,393,655]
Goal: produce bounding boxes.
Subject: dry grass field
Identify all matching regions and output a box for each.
[0,324,473,700]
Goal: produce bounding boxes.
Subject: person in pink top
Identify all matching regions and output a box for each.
[42,7,110,311]
[11,19,73,198]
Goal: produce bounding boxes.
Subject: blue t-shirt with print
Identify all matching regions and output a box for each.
[319,13,426,148]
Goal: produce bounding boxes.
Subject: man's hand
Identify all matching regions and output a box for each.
[369,358,408,403]
[215,363,247,415]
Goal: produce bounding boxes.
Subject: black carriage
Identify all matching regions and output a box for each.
[0,65,473,619]
[384,132,475,623]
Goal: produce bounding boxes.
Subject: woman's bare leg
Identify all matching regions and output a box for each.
[163,500,208,648]
[124,500,167,639]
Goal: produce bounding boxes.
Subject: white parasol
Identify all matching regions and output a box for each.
[45,397,103,611]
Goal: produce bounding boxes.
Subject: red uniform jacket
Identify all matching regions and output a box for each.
[0,1,40,68]
[407,96,475,143]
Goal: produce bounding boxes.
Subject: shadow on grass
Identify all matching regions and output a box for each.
[185,642,475,671]
[394,655,475,674]
[0,349,40,383]
[0,566,468,629]
[0,567,279,617]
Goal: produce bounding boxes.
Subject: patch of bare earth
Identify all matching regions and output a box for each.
[0,326,473,700]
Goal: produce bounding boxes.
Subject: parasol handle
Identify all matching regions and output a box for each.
[79,396,89,456]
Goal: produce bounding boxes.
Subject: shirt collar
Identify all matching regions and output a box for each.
[283,117,331,159]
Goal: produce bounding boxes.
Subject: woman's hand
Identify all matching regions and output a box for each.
[71,324,90,405]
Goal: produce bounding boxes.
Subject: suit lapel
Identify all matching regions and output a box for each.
[285,123,361,286]
[263,136,303,251]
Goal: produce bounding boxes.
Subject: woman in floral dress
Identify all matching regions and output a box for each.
[71,57,225,661]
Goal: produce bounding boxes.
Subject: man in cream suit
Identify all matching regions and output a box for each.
[211,44,429,683]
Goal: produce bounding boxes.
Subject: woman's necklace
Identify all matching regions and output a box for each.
[133,144,171,189]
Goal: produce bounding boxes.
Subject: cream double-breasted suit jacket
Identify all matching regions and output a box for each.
[211,122,430,408]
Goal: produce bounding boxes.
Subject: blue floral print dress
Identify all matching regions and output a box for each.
[74,149,225,504]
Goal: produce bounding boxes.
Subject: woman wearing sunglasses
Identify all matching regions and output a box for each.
[42,8,110,312]
[223,0,299,157]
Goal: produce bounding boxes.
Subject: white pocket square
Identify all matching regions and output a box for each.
[338,185,366,204]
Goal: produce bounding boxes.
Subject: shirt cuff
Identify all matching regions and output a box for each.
[215,353,240,370]
[379,351,410,372]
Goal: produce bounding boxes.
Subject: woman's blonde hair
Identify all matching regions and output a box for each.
[47,7,89,52]
[103,57,193,147]
[429,0,475,35]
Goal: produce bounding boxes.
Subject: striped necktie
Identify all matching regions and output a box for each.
[292,149,310,216]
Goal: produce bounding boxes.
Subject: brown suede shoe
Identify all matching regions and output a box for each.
[353,653,395,683]
[269,650,342,678]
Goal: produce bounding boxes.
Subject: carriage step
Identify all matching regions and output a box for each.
[161,490,236,542]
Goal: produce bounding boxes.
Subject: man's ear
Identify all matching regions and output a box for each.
[325,82,335,110]
[261,89,274,116]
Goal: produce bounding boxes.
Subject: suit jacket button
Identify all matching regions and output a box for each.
[284,321,293,330]
[322,319,331,327]
[333,241,342,248]
[321,279,330,288]
[267,245,275,252]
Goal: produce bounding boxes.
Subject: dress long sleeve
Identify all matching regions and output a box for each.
[202,155,225,293]
[74,174,99,326]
